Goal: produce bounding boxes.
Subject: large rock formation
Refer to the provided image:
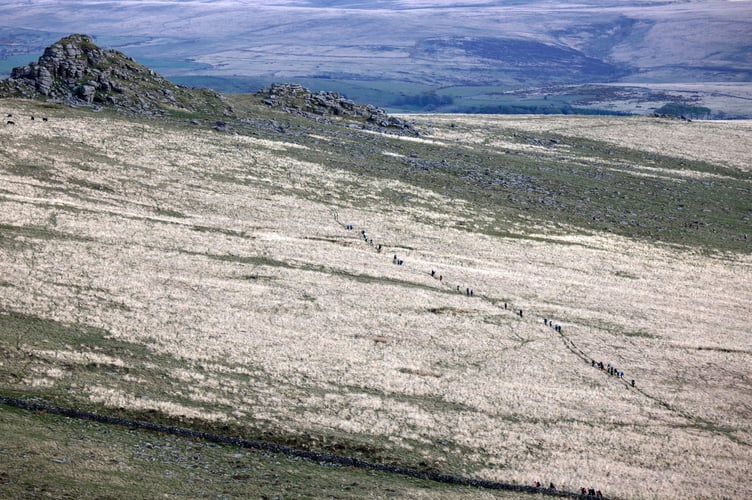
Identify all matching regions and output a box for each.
[0,34,228,116]
[0,34,416,134]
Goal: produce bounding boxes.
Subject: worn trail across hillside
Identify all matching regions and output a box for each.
[336,213,730,441]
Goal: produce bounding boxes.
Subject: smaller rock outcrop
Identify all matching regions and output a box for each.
[257,83,417,135]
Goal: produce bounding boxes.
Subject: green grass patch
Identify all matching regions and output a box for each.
[0,403,506,499]
[5,162,60,183]
[0,309,517,481]
[0,223,93,243]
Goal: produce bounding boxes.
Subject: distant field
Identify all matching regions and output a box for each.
[167,75,752,118]
[1,99,751,498]
[2,0,752,116]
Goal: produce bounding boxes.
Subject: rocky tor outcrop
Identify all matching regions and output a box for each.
[0,34,228,116]
[0,35,416,134]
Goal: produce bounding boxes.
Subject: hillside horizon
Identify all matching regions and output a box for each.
[1,1,751,117]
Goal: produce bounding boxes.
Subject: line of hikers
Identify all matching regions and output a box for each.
[347,224,568,330]
[430,269,476,296]
[350,221,636,390]
[543,317,562,333]
[349,224,488,301]
[344,220,634,497]
[592,360,635,387]
[534,482,602,498]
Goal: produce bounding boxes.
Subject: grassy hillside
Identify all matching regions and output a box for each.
[1,98,751,498]
[1,402,518,499]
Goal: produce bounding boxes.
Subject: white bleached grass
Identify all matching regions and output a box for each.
[1,102,751,498]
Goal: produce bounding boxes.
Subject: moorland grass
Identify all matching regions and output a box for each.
[1,99,750,498]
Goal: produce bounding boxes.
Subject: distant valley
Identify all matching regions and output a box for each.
[1,0,751,117]
[1,28,751,500]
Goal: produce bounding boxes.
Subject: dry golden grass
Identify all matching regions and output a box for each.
[1,100,751,498]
